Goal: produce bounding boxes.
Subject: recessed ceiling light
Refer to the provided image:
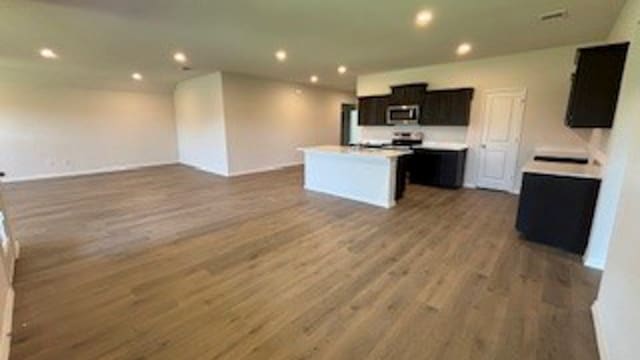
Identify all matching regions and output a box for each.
[39,48,58,59]
[338,65,348,74]
[131,73,143,81]
[415,10,433,27]
[173,52,188,63]
[275,50,287,62]
[310,75,319,83]
[457,43,472,56]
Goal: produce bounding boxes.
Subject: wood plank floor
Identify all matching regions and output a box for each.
[3,164,601,360]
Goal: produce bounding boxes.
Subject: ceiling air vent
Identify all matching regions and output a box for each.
[539,9,569,22]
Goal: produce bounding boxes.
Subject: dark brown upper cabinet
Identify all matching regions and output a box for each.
[421,88,474,126]
[389,83,428,105]
[565,43,629,128]
[358,95,390,126]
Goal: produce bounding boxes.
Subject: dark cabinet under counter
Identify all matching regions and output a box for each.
[409,148,467,188]
[516,168,601,255]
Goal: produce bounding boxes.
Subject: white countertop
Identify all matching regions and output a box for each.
[414,142,469,151]
[299,145,412,159]
[522,160,602,180]
[534,146,589,160]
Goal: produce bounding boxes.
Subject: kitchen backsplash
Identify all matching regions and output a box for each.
[358,125,468,143]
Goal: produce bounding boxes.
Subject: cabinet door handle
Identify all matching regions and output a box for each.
[481,144,487,149]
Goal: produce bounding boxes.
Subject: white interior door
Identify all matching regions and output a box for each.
[476,89,526,192]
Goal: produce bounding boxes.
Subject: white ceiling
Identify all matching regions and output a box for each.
[0,0,625,93]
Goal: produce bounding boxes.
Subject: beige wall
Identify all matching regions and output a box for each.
[587,0,640,166]
[591,0,640,358]
[221,73,355,175]
[586,0,640,270]
[357,45,591,189]
[0,84,177,181]
[609,0,640,41]
[174,73,229,175]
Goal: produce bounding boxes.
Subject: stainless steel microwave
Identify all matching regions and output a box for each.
[387,105,420,125]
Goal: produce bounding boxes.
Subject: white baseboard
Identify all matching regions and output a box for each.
[5,161,179,183]
[181,161,303,178]
[0,288,14,360]
[228,162,303,177]
[464,182,521,195]
[180,163,230,177]
[7,160,302,183]
[592,301,609,360]
[584,256,606,270]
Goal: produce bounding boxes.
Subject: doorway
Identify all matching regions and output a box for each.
[476,88,527,192]
[340,103,356,146]
[0,180,18,359]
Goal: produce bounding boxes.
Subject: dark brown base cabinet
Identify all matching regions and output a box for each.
[516,173,601,255]
[409,149,467,188]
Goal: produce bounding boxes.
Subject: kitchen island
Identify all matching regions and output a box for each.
[299,146,411,208]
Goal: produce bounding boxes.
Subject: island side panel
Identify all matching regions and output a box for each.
[303,152,397,208]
